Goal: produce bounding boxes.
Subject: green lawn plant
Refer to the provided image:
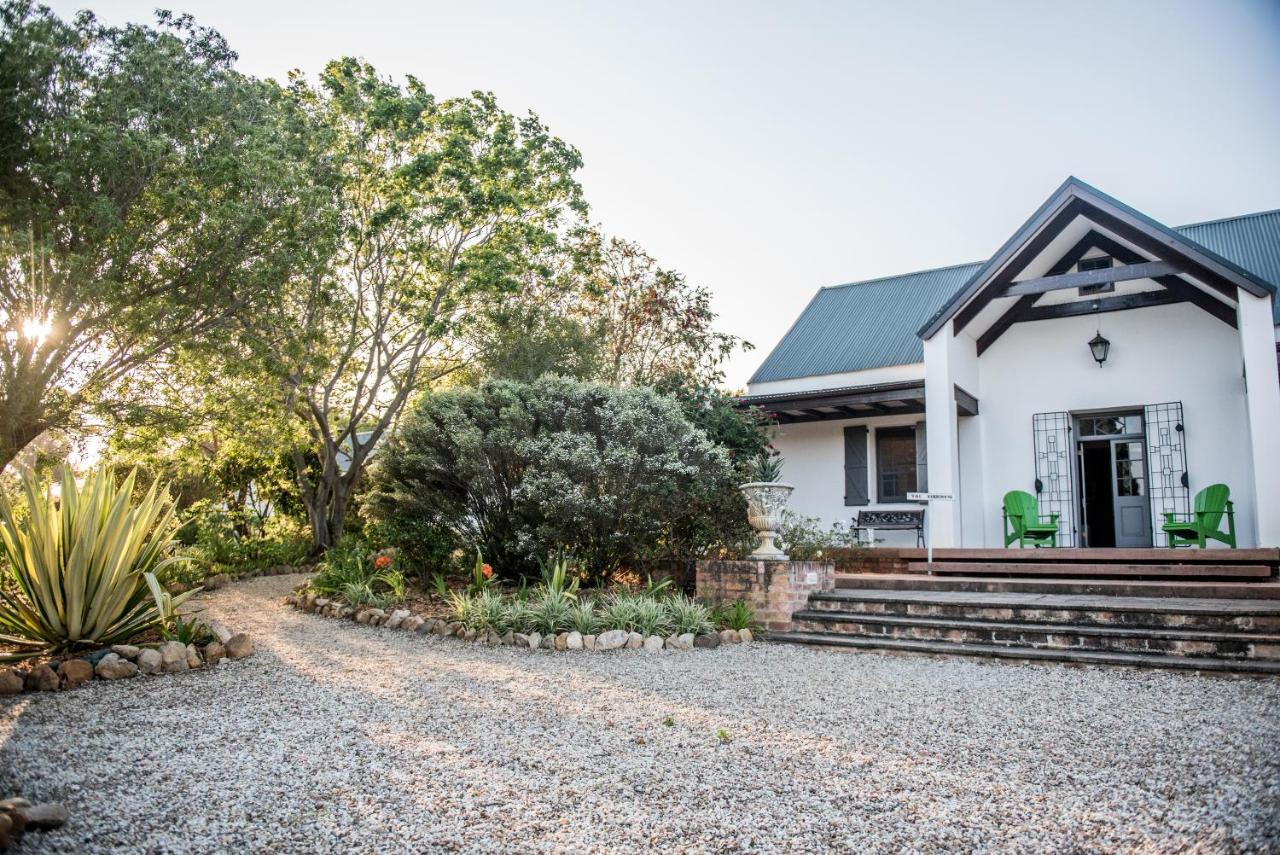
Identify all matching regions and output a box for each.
[0,467,195,660]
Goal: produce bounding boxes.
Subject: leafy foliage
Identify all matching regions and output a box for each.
[0,4,328,469]
[368,376,736,584]
[777,512,858,561]
[309,539,404,608]
[0,467,194,658]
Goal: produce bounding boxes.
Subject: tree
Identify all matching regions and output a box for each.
[367,376,736,583]
[573,229,743,388]
[251,60,585,551]
[458,225,748,390]
[0,4,327,471]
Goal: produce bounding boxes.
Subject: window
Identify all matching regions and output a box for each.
[1078,255,1114,296]
[876,427,917,503]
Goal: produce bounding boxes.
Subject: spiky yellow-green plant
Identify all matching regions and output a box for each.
[0,466,194,660]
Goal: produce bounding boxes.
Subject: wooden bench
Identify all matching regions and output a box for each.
[852,509,925,547]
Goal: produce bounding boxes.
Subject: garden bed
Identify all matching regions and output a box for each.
[0,619,255,698]
[286,591,753,651]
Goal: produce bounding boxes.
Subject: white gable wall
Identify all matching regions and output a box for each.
[968,301,1256,547]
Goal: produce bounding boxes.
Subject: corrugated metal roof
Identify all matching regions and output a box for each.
[1177,210,1280,320]
[749,262,981,383]
[749,208,1280,385]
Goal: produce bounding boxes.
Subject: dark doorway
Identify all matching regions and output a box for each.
[1080,441,1114,547]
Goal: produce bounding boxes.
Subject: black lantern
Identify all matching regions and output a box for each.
[1088,331,1110,366]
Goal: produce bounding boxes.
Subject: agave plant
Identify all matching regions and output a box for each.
[0,466,195,660]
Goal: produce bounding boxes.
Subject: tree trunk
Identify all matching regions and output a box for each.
[297,450,359,556]
[0,409,50,474]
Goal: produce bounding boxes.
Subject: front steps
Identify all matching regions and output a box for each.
[771,573,1280,674]
[834,573,1280,600]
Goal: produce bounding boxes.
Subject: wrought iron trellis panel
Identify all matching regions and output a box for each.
[1031,411,1076,547]
[1144,401,1189,547]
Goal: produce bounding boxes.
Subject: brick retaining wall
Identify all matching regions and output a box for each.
[696,560,834,632]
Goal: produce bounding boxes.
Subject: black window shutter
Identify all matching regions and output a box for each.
[915,421,928,492]
[844,425,869,506]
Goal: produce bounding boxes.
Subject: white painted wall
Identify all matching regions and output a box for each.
[970,301,1258,547]
[770,412,929,547]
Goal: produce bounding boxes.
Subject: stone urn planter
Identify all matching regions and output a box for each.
[739,481,794,559]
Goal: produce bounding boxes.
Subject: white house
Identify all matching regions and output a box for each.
[742,178,1280,549]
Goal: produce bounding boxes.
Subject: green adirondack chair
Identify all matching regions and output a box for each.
[1002,490,1060,548]
[1161,483,1236,548]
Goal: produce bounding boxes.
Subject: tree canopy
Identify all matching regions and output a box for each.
[0,2,328,469]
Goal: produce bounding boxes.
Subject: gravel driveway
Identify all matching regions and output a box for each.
[2,573,1278,853]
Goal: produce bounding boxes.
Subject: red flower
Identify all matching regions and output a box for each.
[481,563,494,579]
[374,555,391,569]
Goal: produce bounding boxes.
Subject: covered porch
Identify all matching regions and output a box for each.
[919,178,1280,550]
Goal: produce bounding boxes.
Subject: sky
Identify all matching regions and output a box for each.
[48,0,1280,389]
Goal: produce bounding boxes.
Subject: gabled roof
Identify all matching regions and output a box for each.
[749,185,1280,386]
[918,177,1275,340]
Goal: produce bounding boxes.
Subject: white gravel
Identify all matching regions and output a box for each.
[2,573,1278,853]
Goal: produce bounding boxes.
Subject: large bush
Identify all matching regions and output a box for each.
[368,376,742,583]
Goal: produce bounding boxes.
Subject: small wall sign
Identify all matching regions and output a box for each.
[907,492,954,502]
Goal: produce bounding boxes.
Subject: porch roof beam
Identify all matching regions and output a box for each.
[999,260,1181,297]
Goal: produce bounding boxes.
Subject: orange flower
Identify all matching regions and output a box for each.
[481,563,494,578]
[374,555,391,569]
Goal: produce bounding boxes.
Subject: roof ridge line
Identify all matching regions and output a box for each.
[819,208,1279,295]
[821,259,983,292]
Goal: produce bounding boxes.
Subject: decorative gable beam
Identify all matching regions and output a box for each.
[999,260,1181,297]
[951,198,1084,335]
[975,229,1238,355]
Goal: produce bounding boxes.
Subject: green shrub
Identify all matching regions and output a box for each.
[777,512,856,561]
[311,539,403,607]
[719,600,756,631]
[530,589,575,635]
[0,467,196,659]
[367,376,741,584]
[503,599,536,635]
[568,599,599,635]
[667,595,715,636]
[181,503,310,581]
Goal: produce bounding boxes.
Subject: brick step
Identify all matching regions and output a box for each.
[907,561,1272,579]
[835,573,1280,599]
[808,589,1280,633]
[897,547,1280,565]
[790,610,1280,661]
[766,631,1280,675]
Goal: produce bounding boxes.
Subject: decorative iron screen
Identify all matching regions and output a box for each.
[1032,411,1076,547]
[1144,402,1189,547]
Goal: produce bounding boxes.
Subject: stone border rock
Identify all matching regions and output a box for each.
[0,796,69,850]
[0,620,255,698]
[287,591,754,652]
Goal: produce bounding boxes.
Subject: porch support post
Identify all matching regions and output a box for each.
[923,330,966,547]
[1238,290,1280,546]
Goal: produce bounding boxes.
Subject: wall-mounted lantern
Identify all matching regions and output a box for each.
[1088,331,1110,366]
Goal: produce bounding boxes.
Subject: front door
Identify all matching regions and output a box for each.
[1075,413,1152,548]
[1110,438,1152,547]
